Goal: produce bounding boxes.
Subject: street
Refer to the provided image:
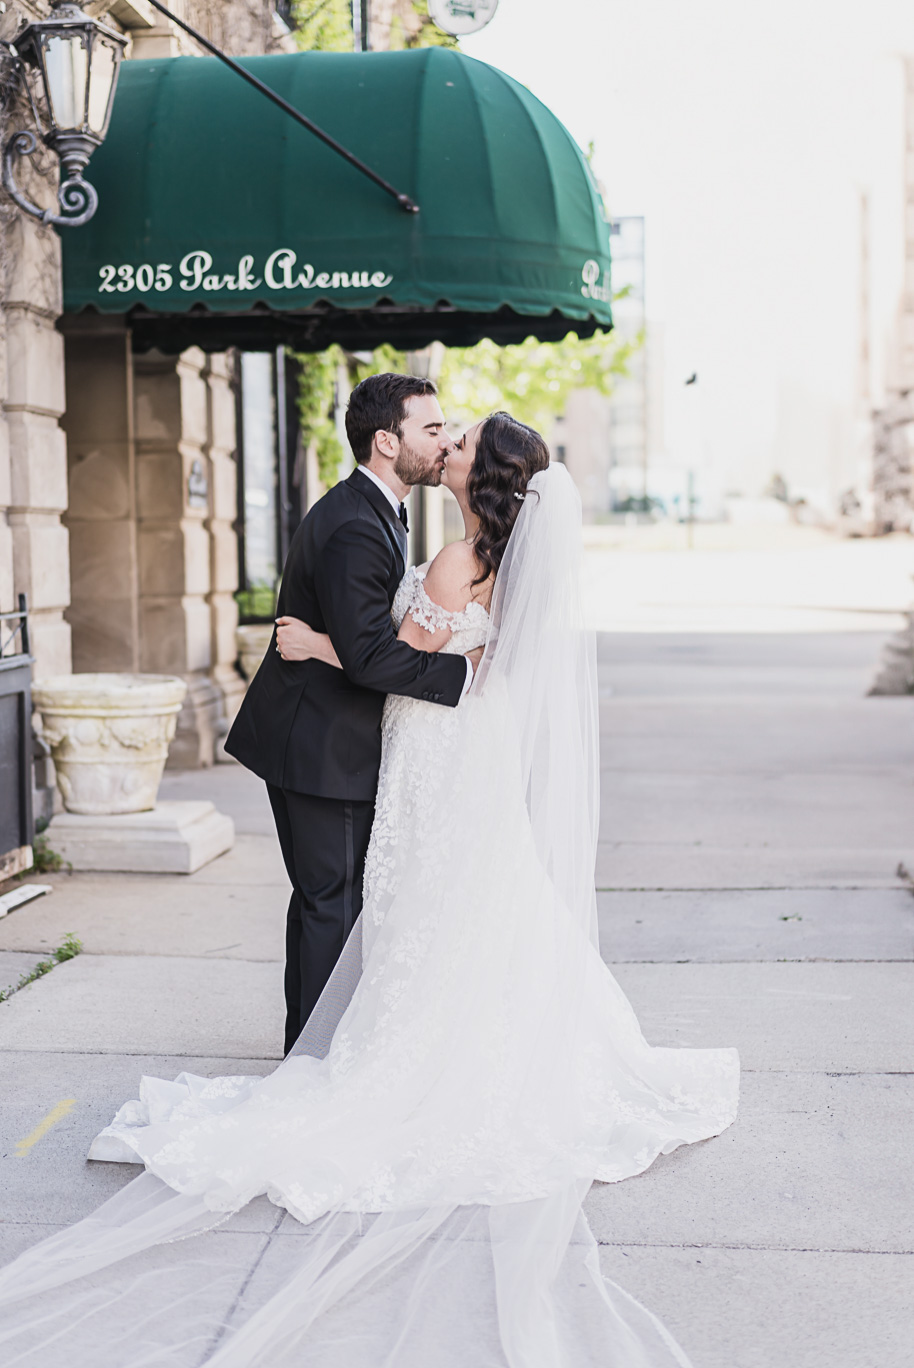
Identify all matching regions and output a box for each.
[1,534,913,1367]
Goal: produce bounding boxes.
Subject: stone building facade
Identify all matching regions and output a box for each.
[869,58,914,533]
[0,1,296,781]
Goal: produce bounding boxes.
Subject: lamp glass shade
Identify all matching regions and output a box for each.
[44,33,89,131]
[87,39,117,136]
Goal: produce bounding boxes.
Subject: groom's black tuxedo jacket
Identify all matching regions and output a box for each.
[225,467,466,801]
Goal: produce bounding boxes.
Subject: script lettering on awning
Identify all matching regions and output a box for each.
[580,259,611,303]
[96,248,394,296]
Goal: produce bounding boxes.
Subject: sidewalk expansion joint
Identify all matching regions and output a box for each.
[596,885,908,892]
[596,1240,914,1256]
[604,958,914,964]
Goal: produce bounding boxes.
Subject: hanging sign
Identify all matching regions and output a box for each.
[428,0,499,38]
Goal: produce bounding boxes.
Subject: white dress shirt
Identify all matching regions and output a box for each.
[360,463,403,519]
[358,464,474,696]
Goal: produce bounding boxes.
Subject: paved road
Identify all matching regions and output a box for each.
[1,629,912,1366]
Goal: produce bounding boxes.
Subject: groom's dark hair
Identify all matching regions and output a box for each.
[346,373,438,464]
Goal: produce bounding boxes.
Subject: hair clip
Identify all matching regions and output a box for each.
[514,492,526,501]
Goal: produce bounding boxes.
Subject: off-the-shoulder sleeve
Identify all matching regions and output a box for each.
[406,578,464,635]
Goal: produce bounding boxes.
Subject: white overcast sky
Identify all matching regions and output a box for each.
[463,0,914,505]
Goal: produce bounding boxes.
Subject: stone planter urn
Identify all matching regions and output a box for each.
[31,674,188,816]
[236,623,274,682]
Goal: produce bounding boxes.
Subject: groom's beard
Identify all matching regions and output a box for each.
[394,439,444,488]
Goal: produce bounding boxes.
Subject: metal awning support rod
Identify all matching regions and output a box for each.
[142,0,419,213]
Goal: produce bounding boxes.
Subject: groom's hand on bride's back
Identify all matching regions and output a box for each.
[275,618,343,670]
[466,647,484,674]
[275,616,327,663]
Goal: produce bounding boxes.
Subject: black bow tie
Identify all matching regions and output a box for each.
[398,503,409,534]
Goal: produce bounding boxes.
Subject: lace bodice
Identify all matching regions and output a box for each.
[391,564,489,655]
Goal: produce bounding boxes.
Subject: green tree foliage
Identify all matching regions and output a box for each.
[292,0,353,52]
[293,345,411,490]
[297,326,639,489]
[292,0,456,53]
[437,328,640,437]
[397,2,459,49]
[294,347,345,489]
[353,343,408,378]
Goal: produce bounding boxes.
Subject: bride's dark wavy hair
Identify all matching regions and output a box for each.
[466,411,551,587]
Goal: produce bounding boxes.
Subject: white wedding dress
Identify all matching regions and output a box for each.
[0,466,738,1368]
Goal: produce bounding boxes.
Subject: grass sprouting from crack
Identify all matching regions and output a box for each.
[0,934,83,1003]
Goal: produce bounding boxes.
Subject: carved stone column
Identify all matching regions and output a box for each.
[133,346,225,767]
[62,334,241,765]
[204,352,245,726]
[62,317,139,673]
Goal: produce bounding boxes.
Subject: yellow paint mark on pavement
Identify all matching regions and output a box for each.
[15,1098,76,1157]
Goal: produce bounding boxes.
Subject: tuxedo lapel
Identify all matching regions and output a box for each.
[348,468,407,570]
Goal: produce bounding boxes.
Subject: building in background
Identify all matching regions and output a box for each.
[868,59,914,534]
[554,215,650,521]
[605,216,648,511]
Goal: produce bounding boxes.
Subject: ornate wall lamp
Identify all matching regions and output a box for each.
[1,2,126,227]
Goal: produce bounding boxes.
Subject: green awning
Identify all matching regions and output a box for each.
[62,47,613,352]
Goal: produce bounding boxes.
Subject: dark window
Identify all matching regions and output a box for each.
[236,349,302,622]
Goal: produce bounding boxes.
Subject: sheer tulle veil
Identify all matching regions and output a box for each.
[0,464,711,1367]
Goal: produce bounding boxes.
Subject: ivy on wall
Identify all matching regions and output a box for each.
[292,345,408,491]
[294,347,345,489]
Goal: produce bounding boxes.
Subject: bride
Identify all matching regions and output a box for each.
[0,412,738,1367]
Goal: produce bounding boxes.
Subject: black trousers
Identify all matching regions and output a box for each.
[267,784,375,1056]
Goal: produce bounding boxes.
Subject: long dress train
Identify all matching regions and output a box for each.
[0,465,738,1367]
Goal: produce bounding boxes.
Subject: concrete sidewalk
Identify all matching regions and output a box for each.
[0,629,912,1365]
[592,631,914,1368]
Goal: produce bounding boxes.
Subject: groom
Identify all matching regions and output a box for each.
[225,373,476,1055]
